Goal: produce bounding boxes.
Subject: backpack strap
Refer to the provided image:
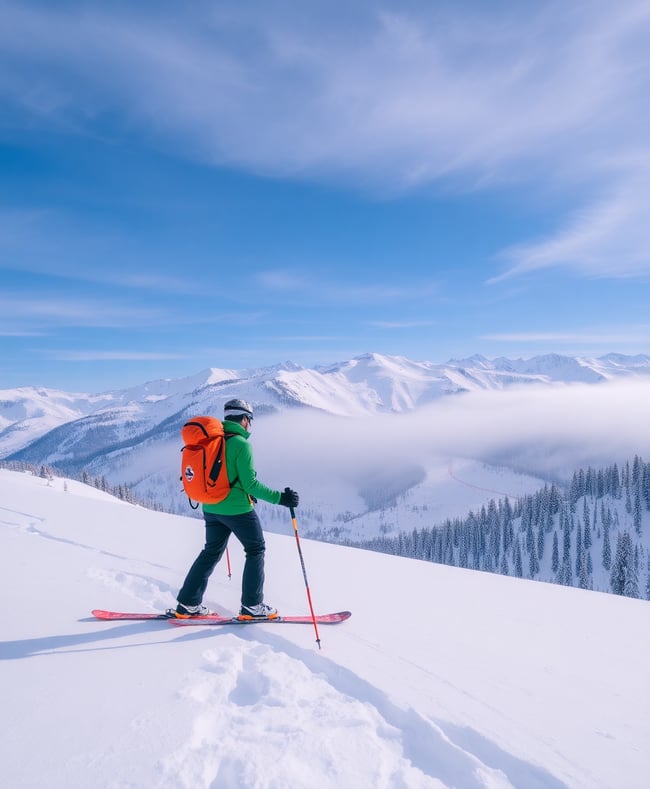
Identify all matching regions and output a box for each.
[224,433,240,489]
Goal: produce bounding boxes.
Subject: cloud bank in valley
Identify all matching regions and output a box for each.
[254,379,650,491]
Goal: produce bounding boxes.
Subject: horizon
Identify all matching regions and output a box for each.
[2,348,650,395]
[1,1,650,392]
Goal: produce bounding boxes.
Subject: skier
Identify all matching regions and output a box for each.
[170,398,299,619]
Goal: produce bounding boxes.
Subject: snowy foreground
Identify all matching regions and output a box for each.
[1,469,648,789]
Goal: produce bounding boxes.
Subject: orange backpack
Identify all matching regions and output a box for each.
[180,416,232,509]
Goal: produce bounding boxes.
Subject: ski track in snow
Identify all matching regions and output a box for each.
[1,501,571,789]
[88,567,179,612]
[85,569,560,789]
[0,504,171,569]
[157,635,516,789]
[446,461,520,501]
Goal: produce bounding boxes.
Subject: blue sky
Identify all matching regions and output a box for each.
[1,0,649,392]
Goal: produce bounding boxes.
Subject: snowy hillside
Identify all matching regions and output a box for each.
[1,468,647,789]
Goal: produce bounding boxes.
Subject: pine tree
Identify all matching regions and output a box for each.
[633,489,642,535]
[563,518,571,560]
[528,540,539,577]
[514,538,523,578]
[610,531,639,598]
[458,527,468,567]
[551,531,560,574]
[575,520,583,576]
[602,519,611,571]
[583,509,592,550]
[624,554,640,599]
[643,461,650,510]
[578,546,589,589]
[526,521,535,555]
[561,520,572,586]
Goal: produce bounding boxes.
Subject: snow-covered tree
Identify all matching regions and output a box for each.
[602,520,611,572]
[551,531,559,574]
[610,531,639,599]
[514,538,523,578]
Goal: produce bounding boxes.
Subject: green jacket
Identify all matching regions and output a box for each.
[202,420,281,515]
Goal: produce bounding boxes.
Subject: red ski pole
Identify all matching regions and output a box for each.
[288,496,321,649]
[226,547,232,579]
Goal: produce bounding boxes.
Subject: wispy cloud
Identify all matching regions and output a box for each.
[0,294,166,329]
[368,320,437,329]
[2,3,647,185]
[2,1,649,280]
[0,329,47,337]
[0,209,198,295]
[481,327,650,345]
[491,178,650,282]
[41,350,185,362]
[255,270,310,292]
[255,268,439,305]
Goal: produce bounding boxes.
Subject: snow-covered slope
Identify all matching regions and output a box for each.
[1,468,647,789]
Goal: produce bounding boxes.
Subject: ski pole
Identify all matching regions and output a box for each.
[226,547,232,579]
[287,492,321,649]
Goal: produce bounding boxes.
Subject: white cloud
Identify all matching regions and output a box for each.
[43,350,184,362]
[254,268,439,306]
[255,270,310,291]
[492,178,650,281]
[1,2,647,184]
[481,325,650,347]
[0,294,166,328]
[368,320,437,329]
[2,1,650,279]
[254,379,650,489]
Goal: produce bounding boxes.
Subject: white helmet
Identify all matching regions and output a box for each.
[223,398,254,420]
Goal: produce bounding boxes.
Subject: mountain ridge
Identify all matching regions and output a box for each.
[3,351,649,461]
[2,351,649,523]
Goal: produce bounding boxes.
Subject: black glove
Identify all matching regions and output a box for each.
[279,487,299,508]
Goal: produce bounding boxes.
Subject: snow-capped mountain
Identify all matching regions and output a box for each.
[2,351,649,459]
[2,351,649,522]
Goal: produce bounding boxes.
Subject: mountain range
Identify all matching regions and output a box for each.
[2,351,649,523]
[3,351,650,457]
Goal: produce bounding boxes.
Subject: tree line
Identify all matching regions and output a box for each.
[345,456,650,600]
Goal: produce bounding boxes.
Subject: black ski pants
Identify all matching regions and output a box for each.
[177,510,266,609]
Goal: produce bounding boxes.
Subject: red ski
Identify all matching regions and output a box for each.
[91,609,351,625]
[169,611,351,626]
[92,609,173,621]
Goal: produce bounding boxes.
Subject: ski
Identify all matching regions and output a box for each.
[92,609,174,621]
[168,611,351,626]
[91,609,351,625]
